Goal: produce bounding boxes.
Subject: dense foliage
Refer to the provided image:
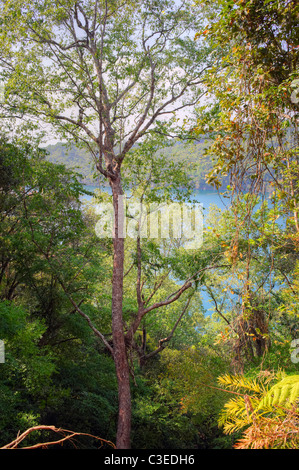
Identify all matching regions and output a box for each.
[0,0,298,450]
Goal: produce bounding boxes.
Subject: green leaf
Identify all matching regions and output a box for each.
[258,375,299,410]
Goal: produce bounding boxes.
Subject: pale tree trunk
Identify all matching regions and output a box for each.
[110,174,131,449]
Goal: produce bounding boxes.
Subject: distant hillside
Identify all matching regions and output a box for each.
[155,139,220,190]
[45,143,99,185]
[45,140,228,190]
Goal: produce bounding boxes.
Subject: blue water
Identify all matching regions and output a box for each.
[81,185,230,215]
[81,185,285,317]
[81,185,229,315]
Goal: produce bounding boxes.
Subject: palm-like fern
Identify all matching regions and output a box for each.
[218,373,268,395]
[218,373,299,449]
[258,375,299,410]
[217,374,265,434]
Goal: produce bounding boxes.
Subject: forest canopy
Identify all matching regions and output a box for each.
[0,0,298,451]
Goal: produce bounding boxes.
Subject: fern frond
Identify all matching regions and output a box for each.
[222,417,250,434]
[233,407,299,449]
[218,395,260,433]
[218,372,299,449]
[258,375,299,411]
[219,396,248,422]
[218,374,264,395]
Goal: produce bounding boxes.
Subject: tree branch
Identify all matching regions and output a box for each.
[141,296,192,361]
[22,197,114,356]
[1,425,116,449]
[59,280,114,356]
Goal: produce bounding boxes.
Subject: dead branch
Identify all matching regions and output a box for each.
[1,425,116,449]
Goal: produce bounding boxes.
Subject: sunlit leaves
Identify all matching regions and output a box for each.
[218,371,299,448]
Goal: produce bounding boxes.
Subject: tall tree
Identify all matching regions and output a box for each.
[196,0,298,219]
[0,0,215,447]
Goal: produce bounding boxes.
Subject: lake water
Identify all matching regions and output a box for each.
[81,185,283,316]
[82,185,230,315]
[81,185,230,216]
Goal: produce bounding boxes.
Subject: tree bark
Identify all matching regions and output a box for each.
[110,173,131,449]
